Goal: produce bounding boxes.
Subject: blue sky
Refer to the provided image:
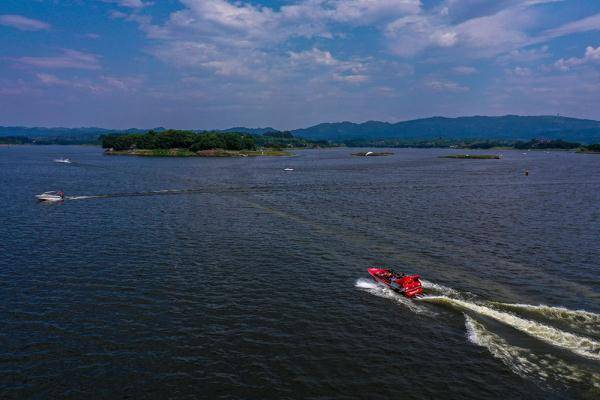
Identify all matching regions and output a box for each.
[0,0,599,129]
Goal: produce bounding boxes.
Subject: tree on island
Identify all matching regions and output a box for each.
[102,130,256,151]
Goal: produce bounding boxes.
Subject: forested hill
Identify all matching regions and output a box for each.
[2,115,600,143]
[0,126,166,138]
[291,115,600,143]
[220,127,278,135]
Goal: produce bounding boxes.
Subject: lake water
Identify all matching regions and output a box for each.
[1,146,599,399]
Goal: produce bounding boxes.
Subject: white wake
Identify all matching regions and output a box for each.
[357,275,600,390]
[355,278,434,315]
[465,315,600,388]
[421,296,600,361]
[490,302,600,337]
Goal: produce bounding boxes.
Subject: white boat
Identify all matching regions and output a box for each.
[54,158,72,164]
[283,168,294,171]
[36,191,65,202]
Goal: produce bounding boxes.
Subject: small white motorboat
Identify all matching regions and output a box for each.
[54,158,72,164]
[36,191,65,202]
[283,168,294,171]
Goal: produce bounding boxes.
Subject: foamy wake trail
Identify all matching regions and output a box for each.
[422,296,600,361]
[355,278,434,315]
[65,196,98,200]
[465,315,600,388]
[420,279,460,297]
[491,302,600,337]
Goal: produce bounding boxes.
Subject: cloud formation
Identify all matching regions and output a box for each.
[1,0,599,128]
[102,0,148,9]
[15,50,101,70]
[554,46,600,71]
[0,14,50,31]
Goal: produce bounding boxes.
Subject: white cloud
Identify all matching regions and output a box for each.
[434,31,458,47]
[386,1,597,59]
[490,59,600,116]
[288,48,370,84]
[385,4,535,57]
[15,50,101,70]
[507,66,532,76]
[37,73,66,86]
[497,45,550,63]
[102,0,149,9]
[425,79,469,92]
[543,13,600,39]
[333,73,369,83]
[0,14,50,31]
[331,0,421,24]
[452,66,478,75]
[289,48,339,66]
[37,72,143,93]
[139,0,423,70]
[554,46,600,71]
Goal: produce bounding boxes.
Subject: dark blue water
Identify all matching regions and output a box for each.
[1,146,599,399]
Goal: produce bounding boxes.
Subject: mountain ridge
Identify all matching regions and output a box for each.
[292,115,600,142]
[1,115,600,143]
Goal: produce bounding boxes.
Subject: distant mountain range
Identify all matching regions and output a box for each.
[2,115,600,143]
[292,115,600,142]
[220,127,278,135]
[0,126,167,140]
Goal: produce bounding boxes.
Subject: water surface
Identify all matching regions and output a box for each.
[1,146,599,399]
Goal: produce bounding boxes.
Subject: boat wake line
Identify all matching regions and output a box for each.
[61,186,319,201]
[356,278,600,390]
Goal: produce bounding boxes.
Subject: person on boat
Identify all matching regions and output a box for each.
[382,269,397,279]
[386,269,406,281]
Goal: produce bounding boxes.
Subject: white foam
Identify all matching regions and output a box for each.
[420,279,460,297]
[421,296,600,360]
[491,302,600,337]
[355,278,434,315]
[65,196,97,200]
[465,315,600,388]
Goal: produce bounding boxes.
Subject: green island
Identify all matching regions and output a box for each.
[101,130,328,157]
[441,154,501,159]
[576,143,600,154]
[3,127,600,156]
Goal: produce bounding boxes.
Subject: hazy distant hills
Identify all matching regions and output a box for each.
[220,127,278,135]
[1,115,600,143]
[292,115,600,142]
[0,126,166,139]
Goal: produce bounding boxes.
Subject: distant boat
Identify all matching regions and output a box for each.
[283,168,294,171]
[35,191,65,202]
[54,158,72,164]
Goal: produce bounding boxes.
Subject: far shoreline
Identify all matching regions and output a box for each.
[104,148,293,157]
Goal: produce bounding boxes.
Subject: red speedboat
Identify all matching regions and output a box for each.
[368,268,423,298]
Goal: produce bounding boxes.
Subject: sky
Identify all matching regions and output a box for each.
[0,0,599,130]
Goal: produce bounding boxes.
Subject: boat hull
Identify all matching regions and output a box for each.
[36,195,64,202]
[367,268,423,298]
